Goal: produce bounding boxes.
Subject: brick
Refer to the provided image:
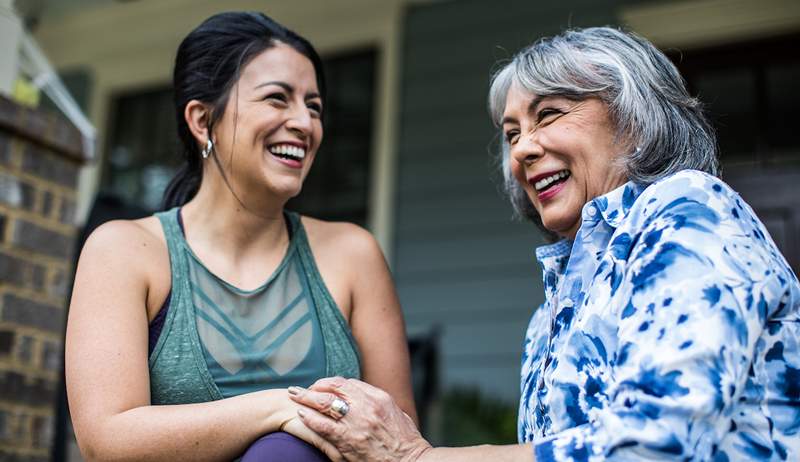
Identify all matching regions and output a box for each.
[31,415,53,449]
[58,197,76,226]
[0,252,28,286]
[41,190,54,217]
[31,265,45,291]
[21,144,79,189]
[41,341,60,372]
[0,133,9,166]
[1,293,64,333]
[53,118,82,153]
[0,96,20,130]
[0,252,48,290]
[0,172,20,207]
[23,108,51,141]
[47,268,70,299]
[0,172,35,210]
[0,371,56,407]
[12,412,28,444]
[0,450,49,462]
[0,330,14,355]
[16,335,34,365]
[11,219,73,259]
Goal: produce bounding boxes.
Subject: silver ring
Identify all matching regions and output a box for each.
[330,398,350,418]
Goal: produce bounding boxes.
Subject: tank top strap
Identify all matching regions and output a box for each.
[155,208,186,268]
[285,211,361,379]
[154,207,193,316]
[150,207,222,403]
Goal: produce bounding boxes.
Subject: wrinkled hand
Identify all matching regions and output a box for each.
[280,416,344,462]
[289,377,432,462]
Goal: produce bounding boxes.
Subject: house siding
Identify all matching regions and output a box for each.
[393,0,630,402]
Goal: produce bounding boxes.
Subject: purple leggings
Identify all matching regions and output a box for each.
[241,432,330,462]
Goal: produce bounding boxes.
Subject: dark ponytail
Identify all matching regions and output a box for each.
[161,11,326,210]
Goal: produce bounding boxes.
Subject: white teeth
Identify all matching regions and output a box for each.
[269,144,305,160]
[534,170,570,191]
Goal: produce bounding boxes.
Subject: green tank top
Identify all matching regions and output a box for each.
[148,208,361,405]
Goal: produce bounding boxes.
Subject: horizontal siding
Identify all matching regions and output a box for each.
[395,0,629,403]
[401,275,541,319]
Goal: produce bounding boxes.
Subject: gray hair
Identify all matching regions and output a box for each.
[488,27,719,223]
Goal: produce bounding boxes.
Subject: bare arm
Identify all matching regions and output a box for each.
[304,219,417,424]
[416,444,533,462]
[346,226,418,424]
[66,221,333,461]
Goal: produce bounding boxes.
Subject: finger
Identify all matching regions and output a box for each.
[297,407,342,440]
[310,377,371,401]
[309,376,347,392]
[289,388,344,418]
[306,431,344,462]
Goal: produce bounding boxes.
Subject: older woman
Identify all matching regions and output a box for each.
[289,27,800,461]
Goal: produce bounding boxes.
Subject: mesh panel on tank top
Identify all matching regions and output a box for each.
[185,232,326,398]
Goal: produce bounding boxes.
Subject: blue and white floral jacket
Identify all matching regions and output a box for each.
[519,170,800,461]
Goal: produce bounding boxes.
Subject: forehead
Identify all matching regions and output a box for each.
[239,43,318,91]
[502,81,538,117]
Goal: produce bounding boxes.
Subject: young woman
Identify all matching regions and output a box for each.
[66,11,415,461]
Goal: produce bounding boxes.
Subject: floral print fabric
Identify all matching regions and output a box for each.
[519,170,800,461]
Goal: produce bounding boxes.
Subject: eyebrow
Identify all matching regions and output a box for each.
[254,80,321,100]
[501,94,545,126]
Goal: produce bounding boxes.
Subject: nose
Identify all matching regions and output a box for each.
[510,130,543,168]
[285,103,314,139]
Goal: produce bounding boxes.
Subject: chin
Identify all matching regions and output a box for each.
[540,216,574,238]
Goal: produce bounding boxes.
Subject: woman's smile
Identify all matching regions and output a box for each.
[529,169,571,201]
[267,142,308,169]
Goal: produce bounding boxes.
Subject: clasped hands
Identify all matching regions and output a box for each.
[285,377,431,462]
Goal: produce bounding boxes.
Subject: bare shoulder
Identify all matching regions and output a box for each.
[300,216,384,264]
[77,216,170,296]
[81,216,165,262]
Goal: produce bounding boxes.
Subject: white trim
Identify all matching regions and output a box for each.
[367,10,404,265]
[18,32,96,162]
[0,0,22,95]
[621,0,800,49]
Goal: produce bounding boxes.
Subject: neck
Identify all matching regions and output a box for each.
[180,170,290,261]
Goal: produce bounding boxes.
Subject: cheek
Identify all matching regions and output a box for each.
[509,157,526,183]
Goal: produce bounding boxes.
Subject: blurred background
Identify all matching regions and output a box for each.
[0,0,798,460]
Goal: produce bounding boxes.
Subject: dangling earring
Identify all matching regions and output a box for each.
[201,139,213,159]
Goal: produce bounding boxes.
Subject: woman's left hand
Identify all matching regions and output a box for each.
[288,377,432,462]
[280,416,344,462]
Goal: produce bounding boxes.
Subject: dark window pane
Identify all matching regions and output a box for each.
[767,62,800,163]
[103,87,179,211]
[669,33,800,170]
[693,68,758,165]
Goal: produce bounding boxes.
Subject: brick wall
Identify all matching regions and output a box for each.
[0,95,87,461]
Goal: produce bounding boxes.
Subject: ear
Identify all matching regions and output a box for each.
[185,99,211,147]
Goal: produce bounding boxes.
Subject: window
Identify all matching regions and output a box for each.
[668,34,800,168]
[102,49,377,226]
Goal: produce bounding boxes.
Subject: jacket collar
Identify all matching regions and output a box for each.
[534,180,647,266]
